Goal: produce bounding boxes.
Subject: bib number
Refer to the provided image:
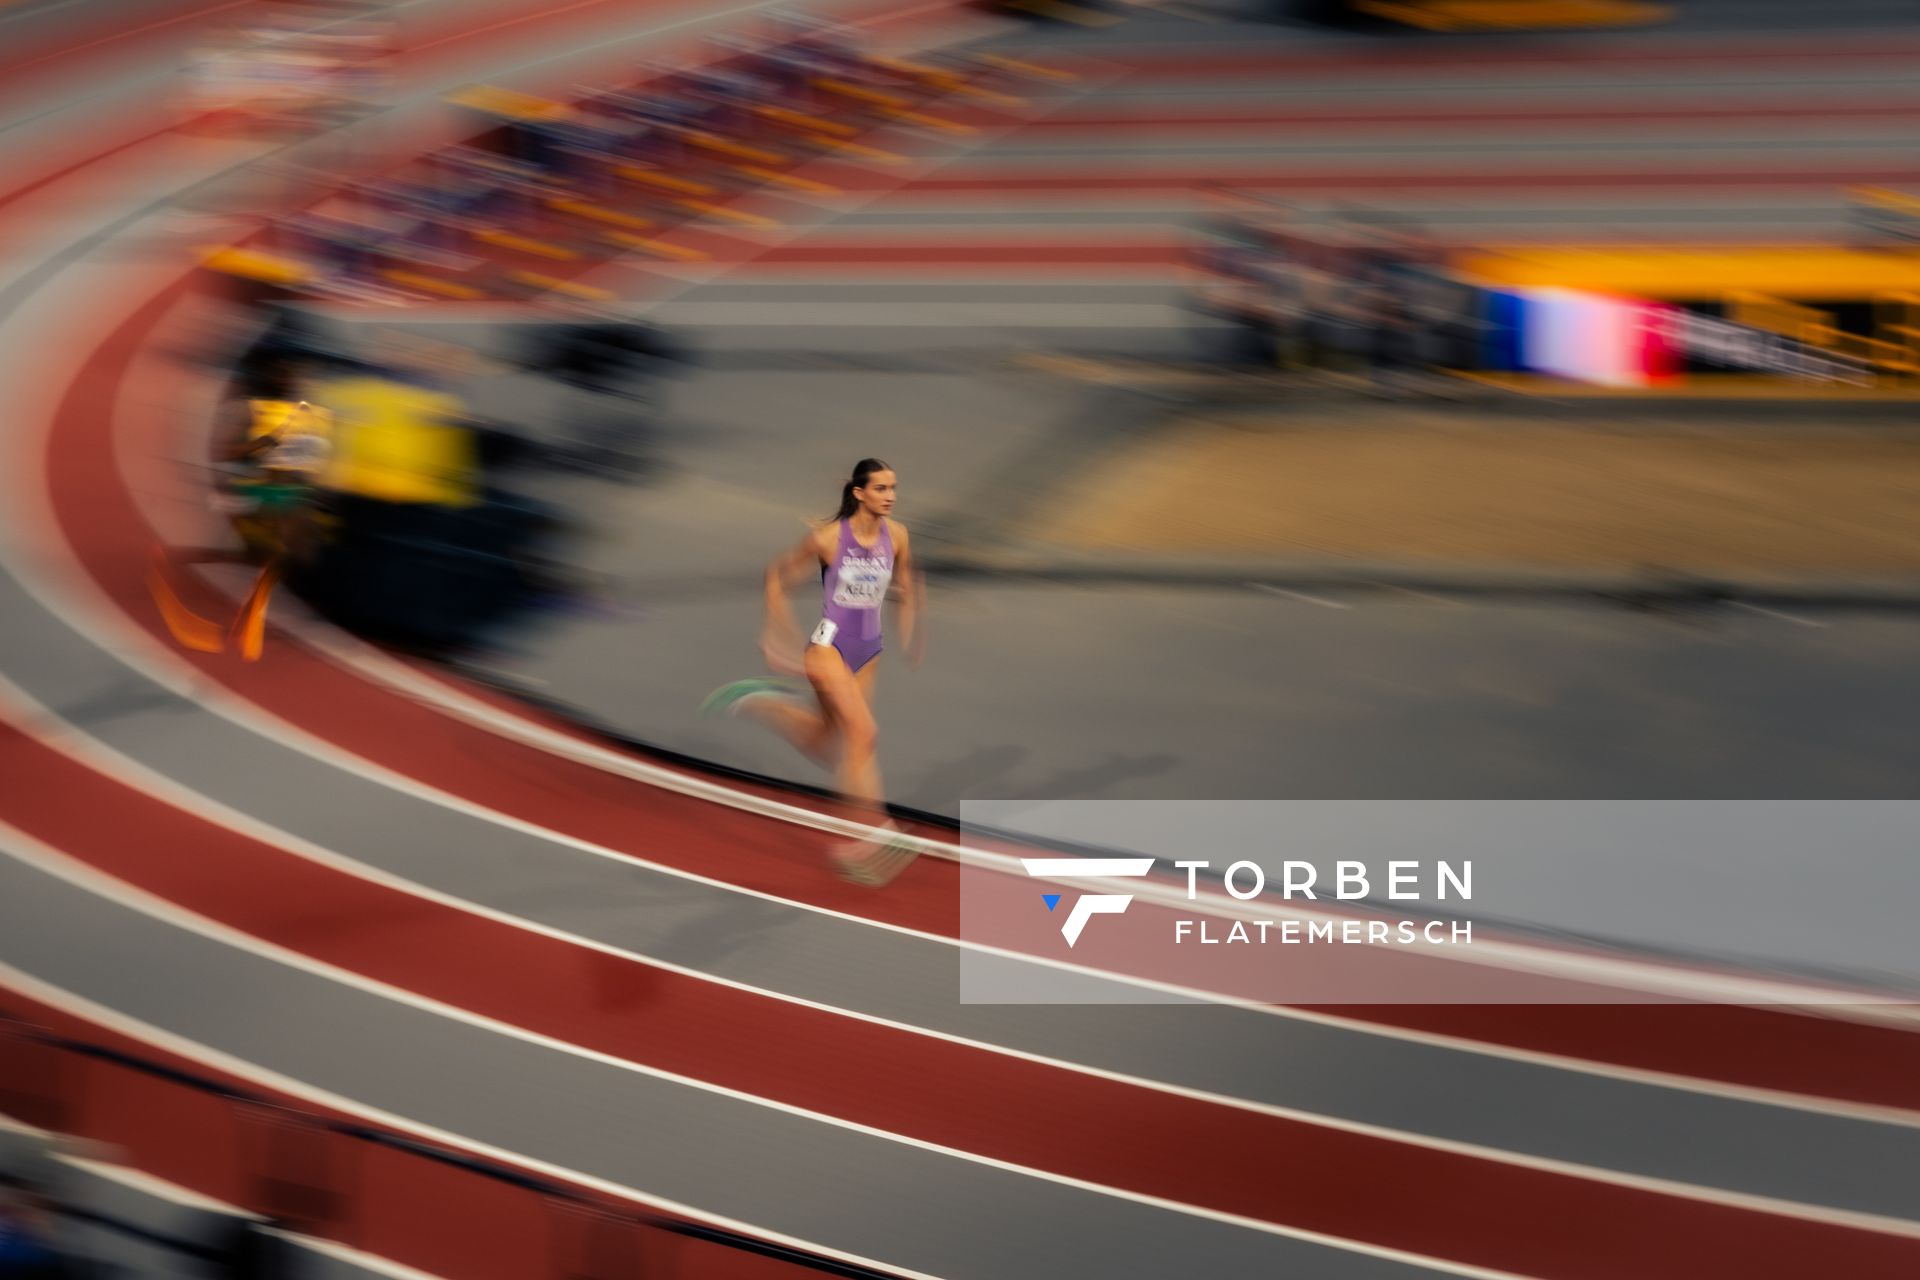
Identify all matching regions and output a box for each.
[810,617,839,647]
[831,555,889,608]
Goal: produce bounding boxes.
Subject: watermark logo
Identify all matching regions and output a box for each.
[1020,858,1155,947]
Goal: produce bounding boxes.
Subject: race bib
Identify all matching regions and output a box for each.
[810,617,838,647]
[831,554,889,609]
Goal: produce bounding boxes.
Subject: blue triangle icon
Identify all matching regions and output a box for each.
[1042,894,1061,912]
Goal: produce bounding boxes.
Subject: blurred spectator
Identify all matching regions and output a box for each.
[520,307,690,476]
[0,1175,71,1279]
[1189,195,1462,388]
[282,339,594,658]
[1190,185,1288,366]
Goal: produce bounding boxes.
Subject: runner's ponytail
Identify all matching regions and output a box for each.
[832,457,890,521]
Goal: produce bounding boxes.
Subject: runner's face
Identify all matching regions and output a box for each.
[855,470,897,518]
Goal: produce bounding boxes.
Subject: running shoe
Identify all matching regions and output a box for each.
[832,826,920,888]
[700,676,796,718]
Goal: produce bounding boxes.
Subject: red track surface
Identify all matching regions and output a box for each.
[6,10,1920,1280]
[22,712,1920,1278]
[48,282,1920,1111]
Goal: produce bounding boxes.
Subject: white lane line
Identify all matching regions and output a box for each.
[0,12,1912,1258]
[64,285,1920,1037]
[11,228,1920,1206]
[1250,582,1354,610]
[1728,600,1832,629]
[0,829,1539,1280]
[0,966,942,1280]
[137,546,1920,1023]
[1,0,1913,1118]
[262,1231,453,1280]
[11,821,1920,1258]
[55,1153,258,1219]
[10,655,1920,1165]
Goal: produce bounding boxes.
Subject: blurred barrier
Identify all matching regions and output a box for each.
[0,1014,906,1280]
[1185,192,1920,392]
[1455,240,1920,389]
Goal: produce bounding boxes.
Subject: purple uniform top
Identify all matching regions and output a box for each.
[817,518,893,673]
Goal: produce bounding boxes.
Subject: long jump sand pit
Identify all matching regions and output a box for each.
[1022,408,1920,578]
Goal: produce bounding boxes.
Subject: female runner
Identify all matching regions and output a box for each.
[705,458,923,884]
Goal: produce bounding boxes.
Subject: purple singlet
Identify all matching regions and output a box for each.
[816,518,893,673]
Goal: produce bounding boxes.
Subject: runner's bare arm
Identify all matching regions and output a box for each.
[890,520,923,666]
[761,527,832,673]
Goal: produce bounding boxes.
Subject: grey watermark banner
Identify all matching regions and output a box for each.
[958,801,1920,1006]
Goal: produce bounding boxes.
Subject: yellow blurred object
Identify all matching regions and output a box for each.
[872,55,954,84]
[732,167,840,195]
[545,199,654,231]
[1807,324,1920,376]
[615,166,715,197]
[673,200,778,228]
[1874,293,1920,358]
[1355,0,1669,29]
[381,269,486,300]
[686,133,784,166]
[812,78,907,109]
[444,84,572,121]
[752,105,858,138]
[473,229,578,260]
[247,399,333,444]
[1719,291,1920,375]
[1726,292,1831,345]
[318,376,479,508]
[1457,245,1920,300]
[880,107,974,136]
[201,247,312,287]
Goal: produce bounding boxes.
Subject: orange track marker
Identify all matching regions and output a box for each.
[381,269,485,299]
[230,563,281,663]
[147,547,225,654]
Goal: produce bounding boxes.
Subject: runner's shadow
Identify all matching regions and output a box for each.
[42,672,190,732]
[900,744,1031,810]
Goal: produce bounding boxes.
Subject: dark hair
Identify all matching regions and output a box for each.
[833,457,891,522]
